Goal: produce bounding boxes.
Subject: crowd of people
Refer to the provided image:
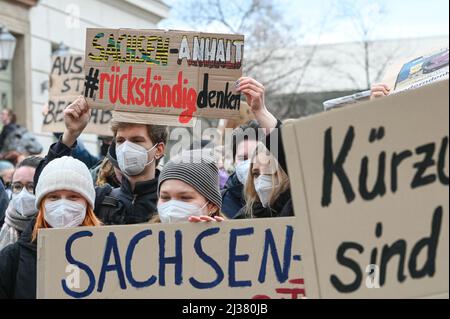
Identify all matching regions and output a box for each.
[0,76,391,299]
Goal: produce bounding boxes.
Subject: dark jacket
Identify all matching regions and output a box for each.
[234,188,294,219]
[0,180,9,228]
[0,123,17,152]
[53,133,100,169]
[234,119,293,219]
[34,138,158,225]
[94,170,159,225]
[0,218,37,299]
[221,172,245,219]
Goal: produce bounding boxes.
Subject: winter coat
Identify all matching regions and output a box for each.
[0,218,37,299]
[0,180,9,229]
[0,123,17,152]
[221,172,246,219]
[234,188,294,219]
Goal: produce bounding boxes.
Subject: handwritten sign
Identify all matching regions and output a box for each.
[37,218,305,299]
[283,80,449,298]
[43,55,113,136]
[83,29,244,126]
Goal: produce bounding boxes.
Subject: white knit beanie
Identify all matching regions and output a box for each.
[35,156,96,209]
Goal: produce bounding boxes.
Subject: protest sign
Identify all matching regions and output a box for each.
[283,80,449,298]
[83,29,244,126]
[37,217,305,299]
[43,55,113,136]
[383,47,449,94]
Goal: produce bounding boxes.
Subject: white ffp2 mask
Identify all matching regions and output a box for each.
[254,175,275,208]
[44,199,86,228]
[11,189,38,217]
[235,160,250,186]
[157,200,208,223]
[117,141,159,176]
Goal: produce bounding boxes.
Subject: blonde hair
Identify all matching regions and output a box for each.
[32,196,101,242]
[96,157,115,187]
[243,142,290,218]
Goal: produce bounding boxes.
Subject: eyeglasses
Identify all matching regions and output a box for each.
[11,182,34,194]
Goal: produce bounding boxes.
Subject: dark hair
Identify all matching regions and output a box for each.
[110,121,169,145]
[2,108,17,124]
[17,156,43,169]
[106,140,119,168]
[231,120,261,161]
[110,121,168,166]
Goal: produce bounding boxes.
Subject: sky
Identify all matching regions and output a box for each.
[160,0,449,45]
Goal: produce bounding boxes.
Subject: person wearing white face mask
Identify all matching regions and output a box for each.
[33,96,168,225]
[235,142,292,219]
[0,156,100,299]
[0,156,42,252]
[150,150,224,224]
[232,76,293,219]
[221,120,261,219]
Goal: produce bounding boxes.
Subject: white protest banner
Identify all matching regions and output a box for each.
[37,218,305,299]
[283,80,449,298]
[83,29,244,126]
[43,55,113,136]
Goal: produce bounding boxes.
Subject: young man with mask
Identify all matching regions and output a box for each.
[0,156,42,251]
[34,96,168,225]
[221,120,261,219]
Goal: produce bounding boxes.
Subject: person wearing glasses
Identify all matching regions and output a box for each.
[0,156,42,252]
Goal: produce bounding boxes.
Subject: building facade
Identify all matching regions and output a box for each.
[0,0,170,154]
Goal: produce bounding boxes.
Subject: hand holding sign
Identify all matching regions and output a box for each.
[188,215,225,223]
[236,76,277,133]
[62,95,91,147]
[236,77,266,113]
[370,83,391,100]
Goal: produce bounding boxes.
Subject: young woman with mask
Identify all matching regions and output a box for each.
[235,142,292,219]
[151,150,224,224]
[0,156,100,299]
[232,76,295,218]
[34,96,168,225]
[0,156,42,251]
[221,120,261,219]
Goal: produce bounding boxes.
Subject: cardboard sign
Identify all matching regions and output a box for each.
[37,218,305,299]
[282,80,449,298]
[83,29,244,126]
[43,55,113,136]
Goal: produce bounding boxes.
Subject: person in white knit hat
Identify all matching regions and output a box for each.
[32,155,101,237]
[0,156,100,299]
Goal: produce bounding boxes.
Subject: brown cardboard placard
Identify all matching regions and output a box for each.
[283,80,449,298]
[37,217,304,299]
[43,55,113,136]
[83,29,244,127]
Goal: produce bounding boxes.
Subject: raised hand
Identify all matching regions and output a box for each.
[370,83,391,100]
[62,95,91,147]
[236,77,277,133]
